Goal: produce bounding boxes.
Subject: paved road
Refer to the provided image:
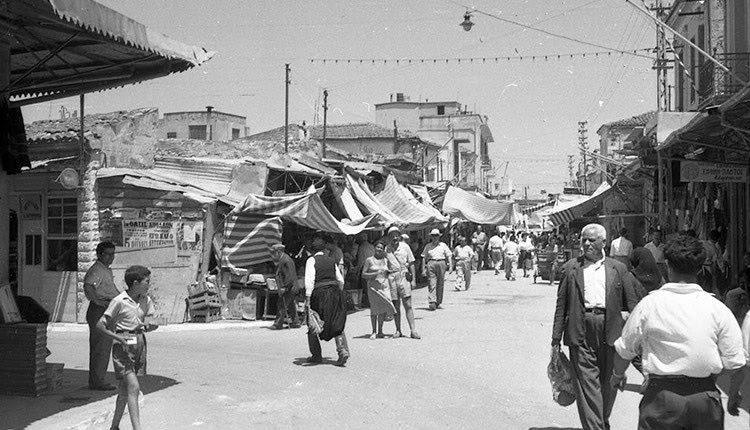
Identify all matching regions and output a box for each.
[3,269,750,429]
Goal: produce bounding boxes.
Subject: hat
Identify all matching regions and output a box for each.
[387,225,401,235]
[401,233,410,240]
[430,228,440,236]
[270,243,285,251]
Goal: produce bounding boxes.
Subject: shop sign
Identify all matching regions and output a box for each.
[680,161,747,183]
[122,220,177,248]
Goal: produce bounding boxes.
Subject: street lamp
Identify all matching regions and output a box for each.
[460,11,474,32]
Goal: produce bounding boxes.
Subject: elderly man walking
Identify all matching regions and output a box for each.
[84,241,120,391]
[612,234,745,430]
[551,224,640,430]
[270,244,301,329]
[421,228,452,311]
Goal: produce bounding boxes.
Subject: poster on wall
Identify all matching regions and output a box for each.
[99,219,124,246]
[178,221,203,251]
[122,220,178,248]
[19,194,41,219]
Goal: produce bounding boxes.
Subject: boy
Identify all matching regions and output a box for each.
[96,265,158,430]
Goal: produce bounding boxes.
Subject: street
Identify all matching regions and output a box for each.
[3,269,749,430]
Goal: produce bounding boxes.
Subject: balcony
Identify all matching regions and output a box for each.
[698,52,750,107]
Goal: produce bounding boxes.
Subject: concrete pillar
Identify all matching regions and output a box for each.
[0,33,10,287]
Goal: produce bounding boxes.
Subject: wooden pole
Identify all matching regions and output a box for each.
[284,63,290,153]
[322,89,328,159]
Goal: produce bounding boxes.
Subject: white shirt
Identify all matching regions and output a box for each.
[488,235,503,250]
[583,254,607,309]
[742,310,750,364]
[615,283,745,377]
[304,251,344,298]
[644,241,666,264]
[609,236,633,258]
[519,238,534,252]
[454,245,475,261]
[386,241,414,271]
[503,241,519,255]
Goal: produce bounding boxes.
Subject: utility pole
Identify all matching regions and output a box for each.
[653,0,671,112]
[567,155,575,187]
[284,63,290,153]
[578,121,589,194]
[321,89,328,159]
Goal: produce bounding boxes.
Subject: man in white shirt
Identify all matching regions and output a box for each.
[608,228,632,270]
[385,226,419,339]
[644,229,668,282]
[421,229,452,311]
[552,224,640,430]
[612,234,745,429]
[488,230,505,275]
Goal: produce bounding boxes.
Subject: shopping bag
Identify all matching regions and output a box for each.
[547,345,576,406]
[307,309,325,336]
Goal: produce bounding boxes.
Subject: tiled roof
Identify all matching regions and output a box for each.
[25,107,158,142]
[603,111,656,129]
[308,122,415,139]
[155,138,320,160]
[242,124,305,142]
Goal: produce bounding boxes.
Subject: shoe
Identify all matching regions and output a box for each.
[454,286,461,291]
[306,355,322,364]
[369,333,377,340]
[336,351,349,367]
[290,323,301,329]
[428,303,436,311]
[270,324,283,330]
[392,331,402,339]
[410,332,421,339]
[376,332,385,339]
[89,384,116,391]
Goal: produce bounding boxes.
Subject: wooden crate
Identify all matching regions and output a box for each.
[0,323,49,396]
[188,292,221,310]
[190,308,221,323]
[46,362,64,392]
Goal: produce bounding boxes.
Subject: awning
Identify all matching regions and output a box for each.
[345,174,406,226]
[522,200,556,215]
[441,185,520,225]
[229,186,376,236]
[408,184,434,204]
[548,182,613,226]
[3,0,214,105]
[375,175,447,226]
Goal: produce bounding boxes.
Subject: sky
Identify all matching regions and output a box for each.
[21,0,659,196]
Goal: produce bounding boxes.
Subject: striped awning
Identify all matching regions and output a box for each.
[548,182,613,226]
[345,175,406,226]
[441,185,520,225]
[522,200,556,215]
[375,175,447,226]
[222,215,282,268]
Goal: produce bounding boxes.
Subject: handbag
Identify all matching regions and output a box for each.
[547,345,576,406]
[307,308,325,336]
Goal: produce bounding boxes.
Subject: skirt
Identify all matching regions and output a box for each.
[366,278,396,317]
[310,284,347,341]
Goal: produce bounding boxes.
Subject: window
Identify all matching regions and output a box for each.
[232,128,240,140]
[47,197,77,271]
[437,105,445,115]
[188,125,207,140]
[166,132,177,139]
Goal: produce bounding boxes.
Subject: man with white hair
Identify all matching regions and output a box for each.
[551,223,640,430]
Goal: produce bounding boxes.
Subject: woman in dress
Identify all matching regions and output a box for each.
[361,241,397,339]
[453,236,476,291]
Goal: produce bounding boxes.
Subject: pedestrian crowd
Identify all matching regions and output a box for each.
[551,223,750,430]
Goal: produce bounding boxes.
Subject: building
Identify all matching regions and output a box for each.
[160,107,249,141]
[374,93,495,193]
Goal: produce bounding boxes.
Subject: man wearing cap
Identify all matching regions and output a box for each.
[385,226,420,339]
[488,229,505,275]
[421,229,452,311]
[270,244,301,330]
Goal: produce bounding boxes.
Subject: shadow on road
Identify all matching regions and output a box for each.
[292,357,342,367]
[529,427,582,430]
[0,368,178,429]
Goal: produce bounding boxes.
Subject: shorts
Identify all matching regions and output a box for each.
[389,273,412,300]
[112,333,147,379]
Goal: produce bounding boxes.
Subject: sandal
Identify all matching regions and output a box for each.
[392,331,402,339]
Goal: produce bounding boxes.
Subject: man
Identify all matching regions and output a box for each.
[608,228,633,270]
[644,229,668,282]
[385,226,420,339]
[270,244,301,330]
[700,229,727,296]
[355,233,375,308]
[551,223,640,430]
[304,232,349,366]
[612,235,745,429]
[488,228,504,275]
[421,228,452,311]
[518,232,535,278]
[471,226,487,273]
[502,233,520,281]
[84,241,120,391]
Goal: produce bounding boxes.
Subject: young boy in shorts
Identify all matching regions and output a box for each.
[96,265,158,430]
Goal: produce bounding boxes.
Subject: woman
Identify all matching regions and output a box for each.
[453,236,476,291]
[361,241,397,339]
[630,247,665,296]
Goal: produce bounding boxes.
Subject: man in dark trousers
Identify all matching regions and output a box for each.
[83,241,119,390]
[551,223,640,430]
[270,244,301,329]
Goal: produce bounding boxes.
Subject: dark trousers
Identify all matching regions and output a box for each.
[569,312,617,430]
[86,302,112,387]
[638,377,723,430]
[274,289,299,327]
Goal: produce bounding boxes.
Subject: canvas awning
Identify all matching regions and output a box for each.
[442,185,520,225]
[548,182,614,226]
[345,174,406,227]
[3,0,214,106]
[375,175,447,226]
